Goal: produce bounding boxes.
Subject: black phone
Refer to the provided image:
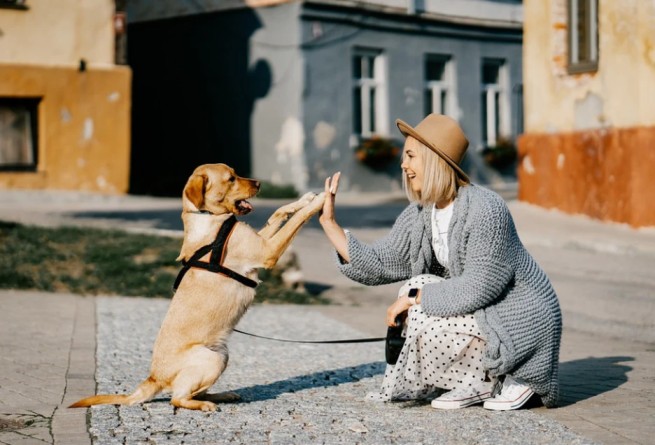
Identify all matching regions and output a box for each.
[385,316,405,365]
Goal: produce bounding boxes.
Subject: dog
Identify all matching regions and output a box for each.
[70,163,326,411]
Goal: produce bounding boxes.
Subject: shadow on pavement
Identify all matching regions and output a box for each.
[230,362,386,403]
[557,356,633,407]
[69,210,184,231]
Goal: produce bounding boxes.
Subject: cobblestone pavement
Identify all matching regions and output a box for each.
[89,297,593,445]
[1,188,654,444]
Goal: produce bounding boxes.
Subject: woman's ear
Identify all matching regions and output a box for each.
[184,173,207,210]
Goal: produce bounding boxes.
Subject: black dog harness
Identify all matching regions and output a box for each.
[173,215,258,291]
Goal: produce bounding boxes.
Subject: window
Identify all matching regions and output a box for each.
[481,59,510,147]
[568,0,598,73]
[424,54,455,117]
[0,98,40,171]
[0,0,29,10]
[352,49,387,137]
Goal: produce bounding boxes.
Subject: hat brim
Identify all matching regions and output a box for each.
[396,119,470,183]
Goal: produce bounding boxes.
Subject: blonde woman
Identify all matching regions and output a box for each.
[319,114,561,410]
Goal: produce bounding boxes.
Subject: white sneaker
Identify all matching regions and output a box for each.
[483,375,535,411]
[430,387,494,410]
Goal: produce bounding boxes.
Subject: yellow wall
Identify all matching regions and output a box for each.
[523,0,655,132]
[0,0,115,66]
[0,0,132,193]
[0,64,131,193]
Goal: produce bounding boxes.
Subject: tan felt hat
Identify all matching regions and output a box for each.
[396,113,470,182]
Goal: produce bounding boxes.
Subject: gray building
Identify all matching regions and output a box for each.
[127,0,522,195]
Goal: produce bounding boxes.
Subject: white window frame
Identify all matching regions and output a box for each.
[568,0,599,73]
[481,59,510,147]
[352,49,388,138]
[425,54,456,118]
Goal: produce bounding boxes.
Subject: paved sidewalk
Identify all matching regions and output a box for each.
[0,188,654,444]
[0,291,95,445]
[87,297,592,444]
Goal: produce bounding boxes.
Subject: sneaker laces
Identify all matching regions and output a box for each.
[494,375,531,400]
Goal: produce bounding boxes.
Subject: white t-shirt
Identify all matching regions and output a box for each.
[431,202,454,267]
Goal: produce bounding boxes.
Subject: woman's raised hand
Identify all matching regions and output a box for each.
[320,172,341,225]
[318,172,349,262]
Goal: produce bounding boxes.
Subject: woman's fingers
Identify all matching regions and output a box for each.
[387,297,411,326]
[330,172,341,195]
[321,175,335,221]
[325,172,341,195]
[321,172,340,219]
[386,302,399,326]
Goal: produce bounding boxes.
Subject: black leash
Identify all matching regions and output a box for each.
[233,328,385,344]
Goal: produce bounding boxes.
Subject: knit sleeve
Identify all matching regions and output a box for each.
[420,196,515,316]
[333,204,416,285]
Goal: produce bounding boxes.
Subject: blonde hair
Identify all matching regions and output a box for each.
[402,136,469,206]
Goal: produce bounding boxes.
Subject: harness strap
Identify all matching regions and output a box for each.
[173,215,258,291]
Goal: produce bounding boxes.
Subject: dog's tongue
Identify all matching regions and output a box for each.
[238,200,253,214]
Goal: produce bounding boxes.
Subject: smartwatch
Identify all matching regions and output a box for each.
[408,288,419,305]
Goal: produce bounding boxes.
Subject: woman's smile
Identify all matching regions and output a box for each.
[401,144,424,194]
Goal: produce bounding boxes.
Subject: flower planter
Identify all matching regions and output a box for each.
[354,136,401,170]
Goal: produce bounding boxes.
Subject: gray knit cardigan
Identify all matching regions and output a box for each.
[336,184,562,407]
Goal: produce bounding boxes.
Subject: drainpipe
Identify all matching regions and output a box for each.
[407,0,425,15]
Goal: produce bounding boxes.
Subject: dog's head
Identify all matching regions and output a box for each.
[182,164,260,215]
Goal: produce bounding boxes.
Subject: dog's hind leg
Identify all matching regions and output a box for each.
[171,396,217,412]
[170,345,228,412]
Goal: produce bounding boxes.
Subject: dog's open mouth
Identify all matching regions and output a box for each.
[236,199,253,215]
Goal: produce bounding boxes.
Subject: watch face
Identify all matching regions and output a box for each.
[408,288,419,297]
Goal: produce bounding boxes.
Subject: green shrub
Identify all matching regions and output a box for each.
[257,181,299,199]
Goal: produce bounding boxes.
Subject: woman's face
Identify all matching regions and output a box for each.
[401,140,425,194]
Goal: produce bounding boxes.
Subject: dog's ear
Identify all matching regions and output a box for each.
[184,173,207,210]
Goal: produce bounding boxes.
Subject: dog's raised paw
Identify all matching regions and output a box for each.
[299,192,317,204]
[310,192,327,208]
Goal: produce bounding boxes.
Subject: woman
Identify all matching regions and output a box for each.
[319,114,561,410]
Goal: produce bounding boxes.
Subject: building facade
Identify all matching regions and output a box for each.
[519,0,655,227]
[0,0,131,193]
[127,0,523,195]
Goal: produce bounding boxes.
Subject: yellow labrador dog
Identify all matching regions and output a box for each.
[70,163,326,411]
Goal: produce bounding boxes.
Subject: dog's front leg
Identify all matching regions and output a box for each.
[258,192,317,239]
[261,192,326,268]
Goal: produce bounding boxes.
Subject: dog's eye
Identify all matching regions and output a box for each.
[228,176,235,183]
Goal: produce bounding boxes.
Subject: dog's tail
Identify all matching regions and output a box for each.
[69,376,162,408]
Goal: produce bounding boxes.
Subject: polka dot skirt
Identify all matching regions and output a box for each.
[367,274,494,402]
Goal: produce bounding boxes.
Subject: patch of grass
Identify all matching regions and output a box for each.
[0,221,326,304]
[257,181,299,199]
[257,269,329,305]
